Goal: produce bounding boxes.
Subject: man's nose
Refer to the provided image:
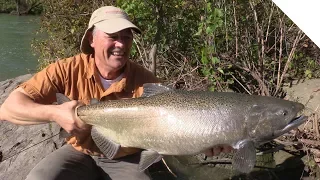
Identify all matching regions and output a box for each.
[114,37,125,48]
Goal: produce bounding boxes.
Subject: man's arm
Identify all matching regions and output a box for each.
[0,87,53,124]
[0,87,88,135]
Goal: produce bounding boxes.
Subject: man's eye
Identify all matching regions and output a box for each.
[109,36,117,40]
[107,35,132,41]
[123,36,132,40]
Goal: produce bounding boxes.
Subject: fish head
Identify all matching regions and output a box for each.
[245,97,306,142]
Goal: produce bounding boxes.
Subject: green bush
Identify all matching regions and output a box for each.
[0,0,42,14]
[0,0,16,13]
[32,0,320,96]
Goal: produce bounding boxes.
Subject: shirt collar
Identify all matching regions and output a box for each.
[84,54,135,94]
[107,60,135,94]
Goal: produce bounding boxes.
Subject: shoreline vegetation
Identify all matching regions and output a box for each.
[0,0,42,15]
[1,0,318,96]
[33,0,320,96]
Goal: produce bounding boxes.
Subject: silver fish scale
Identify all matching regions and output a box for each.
[77,90,304,155]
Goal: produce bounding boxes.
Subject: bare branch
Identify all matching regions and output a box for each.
[224,0,228,51]
[149,44,157,76]
[276,30,303,94]
[276,16,284,91]
[232,0,238,58]
[265,3,275,43]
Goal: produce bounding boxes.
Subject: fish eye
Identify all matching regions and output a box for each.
[282,110,288,116]
[277,109,288,116]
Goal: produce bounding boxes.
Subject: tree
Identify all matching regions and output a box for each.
[33,0,320,96]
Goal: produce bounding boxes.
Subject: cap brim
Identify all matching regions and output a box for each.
[95,18,141,34]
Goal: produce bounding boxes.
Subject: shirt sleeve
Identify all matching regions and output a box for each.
[19,61,67,104]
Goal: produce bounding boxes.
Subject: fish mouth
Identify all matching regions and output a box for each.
[257,115,308,143]
[273,115,308,137]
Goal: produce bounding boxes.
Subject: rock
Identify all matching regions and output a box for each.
[285,79,320,114]
[0,74,65,180]
[284,78,320,136]
[0,74,32,104]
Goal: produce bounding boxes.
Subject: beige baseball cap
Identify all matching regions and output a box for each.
[80,6,141,54]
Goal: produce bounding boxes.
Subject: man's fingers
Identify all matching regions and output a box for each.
[74,101,89,129]
[204,145,234,157]
[222,145,233,153]
[69,127,85,136]
[213,146,222,155]
[204,149,213,156]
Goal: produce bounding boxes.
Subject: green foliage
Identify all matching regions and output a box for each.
[32,0,320,96]
[26,0,43,14]
[119,0,201,57]
[195,2,233,91]
[0,0,16,13]
[0,0,42,14]
[292,53,320,79]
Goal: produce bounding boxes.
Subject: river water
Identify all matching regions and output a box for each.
[0,14,40,81]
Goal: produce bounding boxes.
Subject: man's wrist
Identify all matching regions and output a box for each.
[44,105,58,122]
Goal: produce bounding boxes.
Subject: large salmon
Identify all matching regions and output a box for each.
[57,83,307,173]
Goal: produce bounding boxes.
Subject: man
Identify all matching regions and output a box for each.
[0,6,232,180]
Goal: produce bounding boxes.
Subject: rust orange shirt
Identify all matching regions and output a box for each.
[19,53,159,157]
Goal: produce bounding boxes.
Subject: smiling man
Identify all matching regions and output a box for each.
[0,6,231,180]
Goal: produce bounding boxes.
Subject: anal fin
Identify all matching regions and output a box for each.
[91,126,120,159]
[232,140,256,173]
[138,150,162,171]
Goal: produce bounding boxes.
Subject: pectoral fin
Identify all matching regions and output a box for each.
[90,98,99,105]
[91,126,120,159]
[232,140,256,173]
[138,150,163,171]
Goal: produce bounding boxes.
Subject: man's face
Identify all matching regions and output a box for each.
[90,28,133,72]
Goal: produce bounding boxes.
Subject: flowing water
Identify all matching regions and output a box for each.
[0,14,40,81]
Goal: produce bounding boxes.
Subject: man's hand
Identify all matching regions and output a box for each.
[204,145,234,157]
[51,100,90,136]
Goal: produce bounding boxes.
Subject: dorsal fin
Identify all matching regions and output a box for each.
[142,83,172,97]
[56,93,71,104]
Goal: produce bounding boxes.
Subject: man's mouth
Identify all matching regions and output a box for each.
[111,51,125,56]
